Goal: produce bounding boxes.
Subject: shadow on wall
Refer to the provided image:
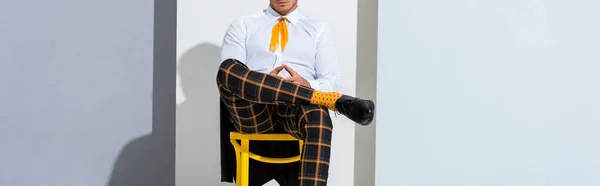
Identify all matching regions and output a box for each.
[177,43,231,185]
[106,0,176,184]
[106,134,173,186]
[105,37,177,185]
[105,56,177,185]
[106,43,223,186]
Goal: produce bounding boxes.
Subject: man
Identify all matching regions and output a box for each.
[217,0,375,185]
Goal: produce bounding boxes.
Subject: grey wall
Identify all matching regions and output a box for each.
[376,0,600,186]
[0,0,176,185]
[354,0,377,186]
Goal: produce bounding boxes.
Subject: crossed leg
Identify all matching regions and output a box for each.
[217,59,334,186]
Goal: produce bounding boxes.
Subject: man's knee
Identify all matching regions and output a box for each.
[216,58,235,84]
[219,58,237,68]
[216,58,246,84]
[219,58,249,70]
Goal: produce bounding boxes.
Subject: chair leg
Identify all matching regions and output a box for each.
[235,147,242,186]
[240,139,250,186]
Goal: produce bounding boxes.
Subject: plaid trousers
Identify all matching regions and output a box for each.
[217,58,333,186]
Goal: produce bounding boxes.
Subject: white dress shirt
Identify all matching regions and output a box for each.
[221,6,341,92]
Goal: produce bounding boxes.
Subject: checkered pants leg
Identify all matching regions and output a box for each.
[280,105,332,186]
[217,59,332,186]
[216,58,314,106]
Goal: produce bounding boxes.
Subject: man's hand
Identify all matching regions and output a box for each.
[283,65,311,88]
[269,65,286,76]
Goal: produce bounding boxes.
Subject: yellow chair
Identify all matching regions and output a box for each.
[229,132,304,186]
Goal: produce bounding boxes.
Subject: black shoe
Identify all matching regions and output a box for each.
[334,95,375,126]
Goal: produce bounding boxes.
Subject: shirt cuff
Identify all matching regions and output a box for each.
[307,79,320,91]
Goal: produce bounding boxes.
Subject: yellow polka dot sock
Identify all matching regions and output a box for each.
[310,91,343,111]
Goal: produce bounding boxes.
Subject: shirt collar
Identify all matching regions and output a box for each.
[265,5,301,25]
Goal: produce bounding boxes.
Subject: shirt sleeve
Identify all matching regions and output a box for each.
[221,19,247,62]
[308,23,341,92]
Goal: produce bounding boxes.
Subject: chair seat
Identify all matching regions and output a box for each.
[230,132,301,141]
[229,132,304,186]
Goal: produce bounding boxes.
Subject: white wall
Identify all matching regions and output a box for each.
[176,0,357,185]
[376,0,600,186]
